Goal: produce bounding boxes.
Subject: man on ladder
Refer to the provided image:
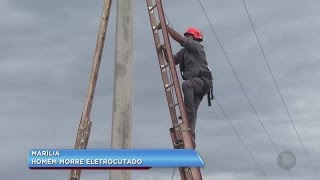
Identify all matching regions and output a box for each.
[166,25,214,147]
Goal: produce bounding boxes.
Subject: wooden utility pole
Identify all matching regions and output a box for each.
[109,0,134,179]
[68,0,112,179]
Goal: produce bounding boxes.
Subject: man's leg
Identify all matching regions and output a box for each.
[191,78,204,137]
[193,95,203,135]
[182,80,195,132]
[182,78,204,134]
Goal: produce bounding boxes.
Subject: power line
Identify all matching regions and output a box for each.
[196,0,295,178]
[240,0,319,179]
[215,98,269,179]
[171,167,176,180]
[196,0,276,152]
[164,14,173,27]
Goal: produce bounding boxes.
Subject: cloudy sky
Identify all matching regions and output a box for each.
[1,0,320,179]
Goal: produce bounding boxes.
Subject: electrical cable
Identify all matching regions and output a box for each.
[215,98,269,179]
[196,0,295,178]
[164,5,268,180]
[240,1,319,179]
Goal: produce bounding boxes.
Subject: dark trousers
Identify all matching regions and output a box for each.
[181,78,204,136]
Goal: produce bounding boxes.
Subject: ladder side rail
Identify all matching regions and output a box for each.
[162,31,203,180]
[155,0,203,179]
[146,1,189,179]
[69,0,112,179]
[155,0,194,150]
[69,116,92,180]
[146,0,182,130]
[170,128,190,180]
[146,0,203,179]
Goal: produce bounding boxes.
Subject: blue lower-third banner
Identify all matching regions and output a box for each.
[28,149,204,169]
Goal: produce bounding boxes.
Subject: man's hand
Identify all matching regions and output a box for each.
[166,25,185,45]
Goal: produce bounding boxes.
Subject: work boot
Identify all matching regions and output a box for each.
[178,115,196,148]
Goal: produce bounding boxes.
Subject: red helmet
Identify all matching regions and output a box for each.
[184,27,203,42]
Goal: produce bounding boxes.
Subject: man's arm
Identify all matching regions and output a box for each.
[173,49,184,65]
[167,25,199,52]
[166,25,185,45]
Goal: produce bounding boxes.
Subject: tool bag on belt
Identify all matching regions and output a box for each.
[177,49,214,106]
[199,70,214,106]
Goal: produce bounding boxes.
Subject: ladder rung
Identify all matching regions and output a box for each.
[152,23,161,30]
[169,103,179,108]
[173,123,182,128]
[148,4,157,13]
[160,64,169,69]
[157,44,165,50]
[152,23,161,33]
[173,140,184,149]
[180,128,192,132]
[71,173,79,178]
[173,123,191,132]
[164,83,174,90]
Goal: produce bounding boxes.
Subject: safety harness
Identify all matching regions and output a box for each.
[179,50,214,106]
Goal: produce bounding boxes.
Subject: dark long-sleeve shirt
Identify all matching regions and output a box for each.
[174,38,212,80]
